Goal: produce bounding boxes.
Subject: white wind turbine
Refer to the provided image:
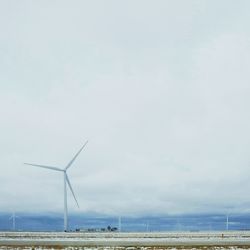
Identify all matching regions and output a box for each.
[9,211,19,231]
[24,141,88,231]
[118,216,122,232]
[226,213,229,231]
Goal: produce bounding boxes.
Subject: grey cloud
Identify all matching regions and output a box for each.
[0,0,250,215]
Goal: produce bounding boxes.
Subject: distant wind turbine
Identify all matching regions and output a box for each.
[9,211,19,231]
[118,216,122,232]
[24,141,88,231]
[226,213,229,231]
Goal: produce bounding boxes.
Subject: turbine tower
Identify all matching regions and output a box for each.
[24,141,88,231]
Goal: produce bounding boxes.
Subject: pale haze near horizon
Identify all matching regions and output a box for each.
[0,0,250,216]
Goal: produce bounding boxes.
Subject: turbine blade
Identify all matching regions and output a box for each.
[24,163,63,172]
[65,141,88,170]
[65,174,79,208]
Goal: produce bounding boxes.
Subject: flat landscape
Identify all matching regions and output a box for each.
[1,231,250,249]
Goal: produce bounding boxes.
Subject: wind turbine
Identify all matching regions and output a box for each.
[24,141,88,231]
[118,216,122,232]
[9,211,19,231]
[226,213,229,231]
[146,221,149,232]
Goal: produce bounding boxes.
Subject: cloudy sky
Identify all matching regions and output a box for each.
[0,0,250,216]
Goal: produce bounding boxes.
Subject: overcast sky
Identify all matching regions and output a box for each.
[0,0,250,216]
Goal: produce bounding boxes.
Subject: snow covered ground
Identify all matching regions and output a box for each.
[1,231,250,249]
[0,247,250,250]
